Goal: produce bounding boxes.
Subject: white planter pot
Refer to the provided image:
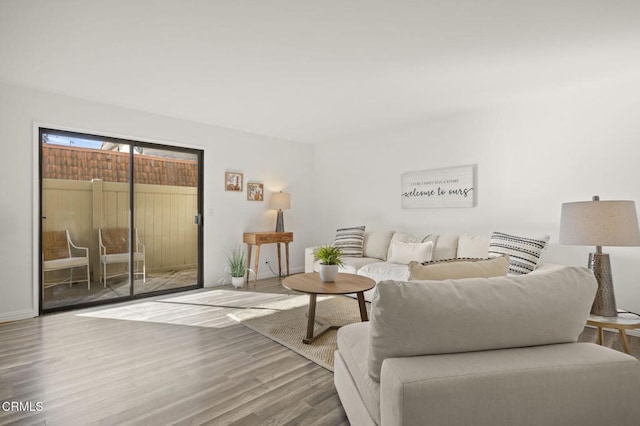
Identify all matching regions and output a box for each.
[231,276,245,289]
[319,264,339,283]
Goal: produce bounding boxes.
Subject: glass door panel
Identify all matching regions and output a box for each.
[132,146,200,294]
[41,131,131,310]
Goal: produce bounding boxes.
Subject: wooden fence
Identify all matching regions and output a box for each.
[42,178,198,281]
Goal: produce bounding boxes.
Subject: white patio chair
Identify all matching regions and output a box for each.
[42,230,91,290]
[99,228,146,287]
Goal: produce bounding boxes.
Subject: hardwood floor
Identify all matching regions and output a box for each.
[2,276,640,425]
[0,278,348,426]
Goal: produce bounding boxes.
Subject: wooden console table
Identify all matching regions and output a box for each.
[243,232,293,286]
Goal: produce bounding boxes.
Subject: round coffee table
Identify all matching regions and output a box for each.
[282,272,375,344]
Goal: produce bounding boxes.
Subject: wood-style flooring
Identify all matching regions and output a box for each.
[0,278,348,426]
[2,276,640,425]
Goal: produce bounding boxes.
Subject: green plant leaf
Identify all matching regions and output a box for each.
[313,245,344,267]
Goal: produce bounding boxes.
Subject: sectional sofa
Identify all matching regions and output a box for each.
[334,266,640,426]
[304,230,549,301]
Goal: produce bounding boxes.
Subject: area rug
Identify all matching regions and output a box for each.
[228,295,366,371]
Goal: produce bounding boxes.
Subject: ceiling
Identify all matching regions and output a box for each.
[2,0,640,144]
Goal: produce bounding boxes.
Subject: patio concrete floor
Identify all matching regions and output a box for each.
[42,268,198,310]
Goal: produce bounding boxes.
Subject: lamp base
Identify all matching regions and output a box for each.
[588,252,617,317]
[275,210,285,232]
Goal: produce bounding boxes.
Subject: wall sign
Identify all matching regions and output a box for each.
[401,165,477,208]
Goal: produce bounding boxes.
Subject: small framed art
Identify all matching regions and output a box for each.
[247,182,264,201]
[225,172,243,192]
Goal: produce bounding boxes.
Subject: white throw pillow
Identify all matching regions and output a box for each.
[386,232,424,260]
[387,240,433,265]
[456,234,490,258]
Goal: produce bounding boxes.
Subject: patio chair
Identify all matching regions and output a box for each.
[99,228,146,287]
[42,230,91,290]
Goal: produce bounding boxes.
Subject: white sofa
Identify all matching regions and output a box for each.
[334,266,640,426]
[305,231,542,301]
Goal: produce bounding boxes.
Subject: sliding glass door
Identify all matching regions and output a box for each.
[40,128,203,312]
[133,146,200,295]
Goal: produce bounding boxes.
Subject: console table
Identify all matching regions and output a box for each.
[243,232,293,286]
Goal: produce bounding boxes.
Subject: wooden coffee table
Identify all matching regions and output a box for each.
[282,272,375,344]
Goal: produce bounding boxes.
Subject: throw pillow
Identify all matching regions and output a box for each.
[386,232,424,260]
[334,226,366,257]
[408,256,509,280]
[387,240,433,265]
[456,234,490,258]
[488,232,550,275]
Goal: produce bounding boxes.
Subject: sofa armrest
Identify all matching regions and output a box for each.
[304,246,319,273]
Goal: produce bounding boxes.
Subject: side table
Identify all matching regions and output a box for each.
[587,314,640,354]
[243,232,293,286]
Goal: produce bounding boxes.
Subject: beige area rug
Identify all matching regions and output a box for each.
[228,295,366,371]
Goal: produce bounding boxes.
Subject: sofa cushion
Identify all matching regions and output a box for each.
[380,343,640,426]
[358,261,411,283]
[313,257,380,274]
[367,266,597,381]
[387,240,433,265]
[456,233,490,258]
[334,226,366,257]
[489,231,549,275]
[337,322,381,424]
[430,234,459,260]
[363,230,394,260]
[408,256,509,280]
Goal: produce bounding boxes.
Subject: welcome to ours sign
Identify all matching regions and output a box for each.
[401,165,477,208]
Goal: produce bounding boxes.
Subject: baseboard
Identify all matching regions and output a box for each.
[627,329,640,338]
[206,266,305,288]
[586,324,640,338]
[255,266,304,281]
[0,309,37,324]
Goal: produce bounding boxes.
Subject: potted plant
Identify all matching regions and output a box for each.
[314,245,344,282]
[226,247,250,288]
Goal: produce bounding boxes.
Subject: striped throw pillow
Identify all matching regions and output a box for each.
[488,232,549,275]
[334,226,366,257]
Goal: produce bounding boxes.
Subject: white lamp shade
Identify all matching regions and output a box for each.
[269,192,291,210]
[559,200,640,247]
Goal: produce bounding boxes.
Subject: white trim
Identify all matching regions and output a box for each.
[628,329,640,338]
[585,324,640,338]
[32,123,40,317]
[0,309,36,323]
[32,121,206,316]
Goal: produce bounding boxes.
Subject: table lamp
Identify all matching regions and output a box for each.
[270,191,291,232]
[559,195,640,317]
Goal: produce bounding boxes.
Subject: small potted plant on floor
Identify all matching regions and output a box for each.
[313,245,344,282]
[226,247,251,288]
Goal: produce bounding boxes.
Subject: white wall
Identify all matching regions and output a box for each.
[313,74,640,314]
[0,82,314,322]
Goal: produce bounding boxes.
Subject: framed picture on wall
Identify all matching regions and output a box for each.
[225,172,243,192]
[247,182,264,201]
[401,164,477,208]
